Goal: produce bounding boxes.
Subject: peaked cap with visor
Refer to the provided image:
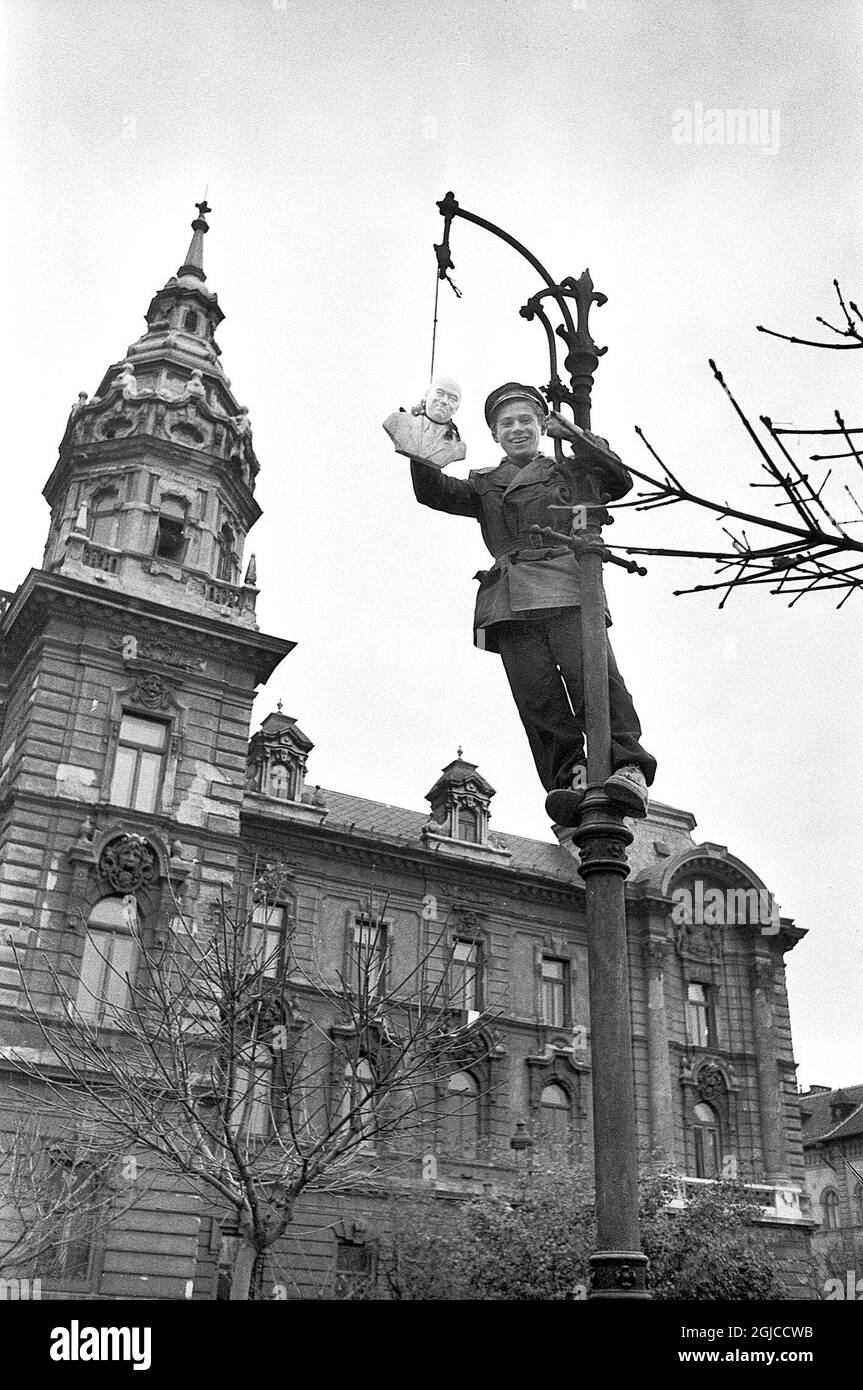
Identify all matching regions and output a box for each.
[484,382,548,429]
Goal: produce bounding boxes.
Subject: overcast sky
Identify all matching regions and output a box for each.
[1,0,860,1088]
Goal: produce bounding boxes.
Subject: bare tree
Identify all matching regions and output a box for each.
[605,282,863,608]
[6,867,497,1299]
[0,1111,130,1285]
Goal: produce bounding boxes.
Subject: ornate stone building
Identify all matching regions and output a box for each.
[801,1084,863,1280]
[0,207,813,1298]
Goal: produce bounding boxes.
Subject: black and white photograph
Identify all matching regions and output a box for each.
[0,0,860,1355]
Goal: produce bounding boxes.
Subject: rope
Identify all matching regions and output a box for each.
[429,268,442,382]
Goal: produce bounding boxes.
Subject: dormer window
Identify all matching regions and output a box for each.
[154,497,188,563]
[269,763,292,800]
[456,806,480,844]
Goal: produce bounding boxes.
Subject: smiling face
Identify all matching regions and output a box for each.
[425,378,462,423]
[491,398,545,462]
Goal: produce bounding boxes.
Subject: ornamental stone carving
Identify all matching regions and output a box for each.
[128,672,175,709]
[99,834,159,893]
[697,1062,726,1103]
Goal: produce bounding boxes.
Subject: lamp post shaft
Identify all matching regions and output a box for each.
[572,494,649,1298]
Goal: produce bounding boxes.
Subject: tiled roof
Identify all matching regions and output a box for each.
[800,1084,863,1145]
[317,787,697,886]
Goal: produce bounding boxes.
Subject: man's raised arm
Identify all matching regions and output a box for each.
[410,458,480,518]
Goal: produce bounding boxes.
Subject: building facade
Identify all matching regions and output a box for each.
[801,1084,863,1290]
[0,208,813,1299]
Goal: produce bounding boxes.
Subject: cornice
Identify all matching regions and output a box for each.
[240,809,586,906]
[0,569,294,679]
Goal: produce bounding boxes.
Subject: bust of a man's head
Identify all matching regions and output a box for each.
[424,377,462,424]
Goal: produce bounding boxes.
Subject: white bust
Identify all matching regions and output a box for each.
[383,375,466,469]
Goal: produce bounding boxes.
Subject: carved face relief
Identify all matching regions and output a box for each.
[99,834,159,893]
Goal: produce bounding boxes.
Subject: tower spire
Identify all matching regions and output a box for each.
[178,199,211,281]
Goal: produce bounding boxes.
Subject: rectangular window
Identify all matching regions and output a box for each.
[232,1062,271,1137]
[540,957,568,1028]
[694,1124,720,1179]
[686,982,715,1048]
[334,1238,377,1295]
[452,940,481,1013]
[110,714,167,812]
[40,1157,100,1285]
[249,902,287,980]
[77,930,137,1025]
[352,918,387,996]
[154,498,188,563]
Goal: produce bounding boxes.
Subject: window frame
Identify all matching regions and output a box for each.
[539,1081,572,1145]
[439,1069,481,1159]
[339,1055,377,1142]
[38,1150,104,1292]
[685,980,717,1049]
[216,522,239,584]
[247,899,289,982]
[230,1056,273,1139]
[88,486,121,549]
[692,1100,721,1179]
[456,805,480,844]
[350,915,388,998]
[451,938,482,1014]
[539,955,569,1029]
[153,497,189,564]
[109,712,169,813]
[821,1187,840,1231]
[333,1235,377,1296]
[76,896,140,1027]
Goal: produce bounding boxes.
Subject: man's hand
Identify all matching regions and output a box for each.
[547,411,622,464]
[546,411,632,501]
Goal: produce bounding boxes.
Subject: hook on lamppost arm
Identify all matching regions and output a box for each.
[434,191,462,297]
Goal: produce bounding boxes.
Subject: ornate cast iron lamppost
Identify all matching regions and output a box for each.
[435,193,649,1299]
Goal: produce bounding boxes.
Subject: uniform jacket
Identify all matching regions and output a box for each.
[411,453,612,653]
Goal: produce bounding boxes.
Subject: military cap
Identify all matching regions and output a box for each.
[484,382,548,429]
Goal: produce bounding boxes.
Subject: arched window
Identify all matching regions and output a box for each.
[692,1101,720,1179]
[821,1188,840,1231]
[457,807,479,844]
[340,1057,375,1139]
[76,896,139,1026]
[539,1083,571,1144]
[183,310,199,333]
[89,488,120,548]
[440,1070,479,1158]
[216,522,239,583]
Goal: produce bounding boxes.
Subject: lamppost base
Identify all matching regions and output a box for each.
[588,1251,650,1300]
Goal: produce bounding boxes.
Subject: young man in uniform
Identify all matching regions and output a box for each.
[409,381,655,826]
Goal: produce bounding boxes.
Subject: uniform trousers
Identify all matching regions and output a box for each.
[496,611,657,794]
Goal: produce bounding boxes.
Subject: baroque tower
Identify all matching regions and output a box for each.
[0,206,292,1295]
